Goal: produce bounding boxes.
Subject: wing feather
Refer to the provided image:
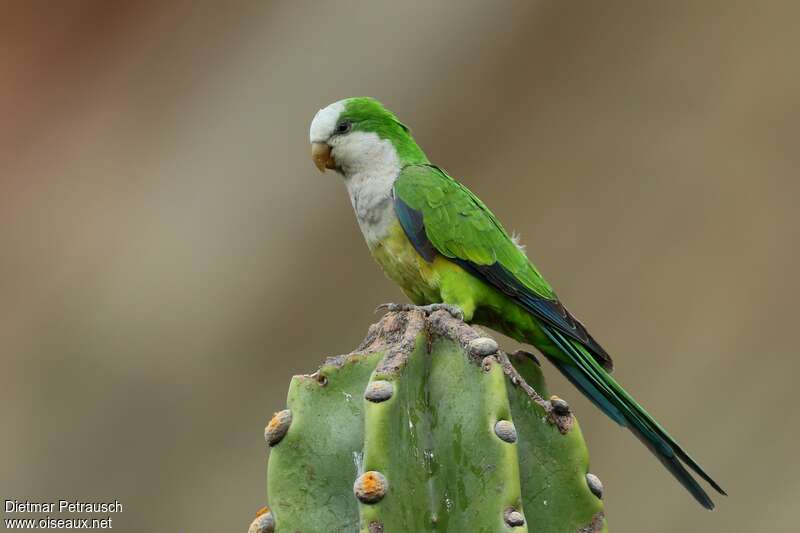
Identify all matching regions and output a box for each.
[393,164,613,371]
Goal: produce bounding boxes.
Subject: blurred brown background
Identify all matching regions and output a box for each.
[1,1,798,531]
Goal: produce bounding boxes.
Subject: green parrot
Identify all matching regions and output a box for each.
[309,97,725,509]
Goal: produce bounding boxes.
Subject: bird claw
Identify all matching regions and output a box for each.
[422,303,465,321]
[374,303,410,314]
[375,302,464,321]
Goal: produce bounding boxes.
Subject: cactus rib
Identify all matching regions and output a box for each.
[261,310,607,532]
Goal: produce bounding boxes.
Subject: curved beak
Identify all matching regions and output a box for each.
[311,142,336,172]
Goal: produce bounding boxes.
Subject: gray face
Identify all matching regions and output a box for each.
[309,100,403,247]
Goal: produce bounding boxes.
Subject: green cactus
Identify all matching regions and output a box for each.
[252,310,607,533]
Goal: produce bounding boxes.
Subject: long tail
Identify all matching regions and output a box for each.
[540,325,726,509]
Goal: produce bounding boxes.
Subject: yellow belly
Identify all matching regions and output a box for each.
[368,220,527,331]
[369,221,445,304]
[368,222,548,346]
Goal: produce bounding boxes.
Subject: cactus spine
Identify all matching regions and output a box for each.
[252,310,607,533]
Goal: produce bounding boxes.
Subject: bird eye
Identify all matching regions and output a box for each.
[334,120,352,134]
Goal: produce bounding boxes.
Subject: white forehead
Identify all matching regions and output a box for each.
[309,100,346,143]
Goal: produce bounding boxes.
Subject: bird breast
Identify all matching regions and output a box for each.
[345,169,399,248]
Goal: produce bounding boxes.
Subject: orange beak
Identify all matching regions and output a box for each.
[311,142,336,172]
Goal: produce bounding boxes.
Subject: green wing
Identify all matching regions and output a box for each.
[393,165,726,507]
[393,164,613,370]
[396,165,553,296]
[394,165,725,509]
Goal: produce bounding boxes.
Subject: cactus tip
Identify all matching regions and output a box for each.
[265,409,292,447]
[468,337,499,357]
[550,396,571,416]
[368,521,384,533]
[586,473,603,499]
[504,507,526,527]
[364,380,394,403]
[248,506,274,533]
[264,409,292,446]
[494,420,518,443]
[316,372,329,386]
[354,470,388,504]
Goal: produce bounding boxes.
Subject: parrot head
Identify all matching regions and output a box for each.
[309,97,428,176]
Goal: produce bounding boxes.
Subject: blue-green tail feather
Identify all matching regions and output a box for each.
[540,325,725,510]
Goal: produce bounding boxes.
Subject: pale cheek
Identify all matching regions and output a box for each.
[331,131,400,177]
[330,139,351,166]
[333,138,369,168]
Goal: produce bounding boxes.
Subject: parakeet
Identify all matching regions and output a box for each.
[309,97,725,509]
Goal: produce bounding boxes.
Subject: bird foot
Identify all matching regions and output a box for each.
[375,302,465,321]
